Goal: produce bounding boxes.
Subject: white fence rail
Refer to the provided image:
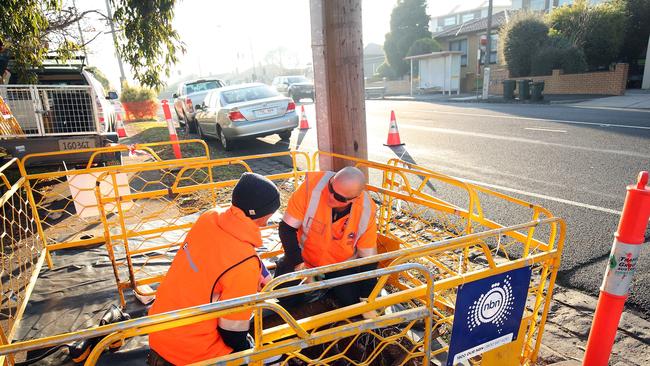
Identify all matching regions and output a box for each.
[0,85,100,138]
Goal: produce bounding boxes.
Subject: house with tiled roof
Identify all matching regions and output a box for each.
[433,10,511,92]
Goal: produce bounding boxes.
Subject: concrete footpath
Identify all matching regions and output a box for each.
[539,286,650,366]
[571,89,650,110]
[386,88,650,109]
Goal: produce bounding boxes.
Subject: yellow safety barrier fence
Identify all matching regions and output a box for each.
[16,140,209,268]
[94,151,311,305]
[0,145,565,366]
[0,159,46,365]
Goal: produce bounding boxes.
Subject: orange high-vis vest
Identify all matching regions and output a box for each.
[285,171,377,268]
[149,206,262,365]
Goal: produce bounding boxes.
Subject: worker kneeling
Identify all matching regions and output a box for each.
[277,166,378,317]
[148,173,280,366]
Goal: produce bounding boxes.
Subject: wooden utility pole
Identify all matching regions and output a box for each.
[310,0,367,171]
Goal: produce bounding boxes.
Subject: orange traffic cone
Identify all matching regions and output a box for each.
[299,105,310,130]
[384,110,404,146]
[116,113,127,138]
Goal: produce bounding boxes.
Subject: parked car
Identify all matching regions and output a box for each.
[172,78,225,133]
[271,75,314,101]
[0,58,120,166]
[193,83,299,151]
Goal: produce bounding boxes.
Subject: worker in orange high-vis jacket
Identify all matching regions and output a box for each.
[147,172,280,366]
[276,166,378,317]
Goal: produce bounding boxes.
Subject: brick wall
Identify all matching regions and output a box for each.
[488,63,629,96]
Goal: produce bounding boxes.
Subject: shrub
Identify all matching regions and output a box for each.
[582,1,626,69]
[407,38,441,57]
[548,0,626,70]
[377,61,396,79]
[531,46,587,76]
[406,38,442,75]
[501,12,550,77]
[120,84,157,103]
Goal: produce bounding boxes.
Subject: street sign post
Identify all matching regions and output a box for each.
[447,266,532,366]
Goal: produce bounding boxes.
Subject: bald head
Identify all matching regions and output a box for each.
[332,166,366,198]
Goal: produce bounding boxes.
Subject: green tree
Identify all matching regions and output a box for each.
[0,0,57,84]
[0,0,183,88]
[549,0,627,70]
[583,1,626,69]
[407,38,441,57]
[383,0,431,77]
[501,12,549,77]
[406,38,441,75]
[86,66,111,92]
[618,0,650,65]
[376,61,396,79]
[547,0,591,47]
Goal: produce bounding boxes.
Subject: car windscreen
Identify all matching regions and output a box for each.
[287,76,308,84]
[185,80,223,94]
[221,85,279,105]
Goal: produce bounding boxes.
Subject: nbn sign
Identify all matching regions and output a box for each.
[446,266,532,365]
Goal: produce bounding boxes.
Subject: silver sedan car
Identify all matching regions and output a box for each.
[193,83,299,150]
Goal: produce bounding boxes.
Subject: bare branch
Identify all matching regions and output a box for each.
[46,9,108,33]
[81,32,103,47]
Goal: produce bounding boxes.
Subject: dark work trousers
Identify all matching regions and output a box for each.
[147,349,174,366]
[274,256,378,308]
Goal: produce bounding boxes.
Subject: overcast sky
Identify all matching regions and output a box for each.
[76,0,471,89]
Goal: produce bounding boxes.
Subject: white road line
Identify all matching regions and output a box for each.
[398,123,650,159]
[406,109,650,131]
[267,135,623,216]
[524,127,567,133]
[374,149,622,216]
[457,178,622,216]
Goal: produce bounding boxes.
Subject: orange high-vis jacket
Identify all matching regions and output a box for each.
[148,206,262,365]
[285,171,377,267]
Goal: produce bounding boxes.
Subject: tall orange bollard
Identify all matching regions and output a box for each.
[583,171,650,366]
[161,99,182,159]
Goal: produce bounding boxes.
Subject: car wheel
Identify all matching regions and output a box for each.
[218,126,233,151]
[197,122,205,140]
[279,131,291,141]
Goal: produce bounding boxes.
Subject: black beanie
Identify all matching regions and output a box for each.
[231,172,281,219]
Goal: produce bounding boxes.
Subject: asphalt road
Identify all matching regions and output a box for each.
[207,99,650,318]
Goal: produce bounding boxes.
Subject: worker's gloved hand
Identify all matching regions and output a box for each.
[294,263,315,284]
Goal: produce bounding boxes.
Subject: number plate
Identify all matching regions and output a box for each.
[254,108,276,118]
[58,138,96,151]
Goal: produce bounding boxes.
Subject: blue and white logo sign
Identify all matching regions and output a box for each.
[447,266,532,366]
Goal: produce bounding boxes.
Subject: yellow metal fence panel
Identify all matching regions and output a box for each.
[94,151,311,306]
[0,146,565,366]
[0,158,46,365]
[17,140,210,268]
